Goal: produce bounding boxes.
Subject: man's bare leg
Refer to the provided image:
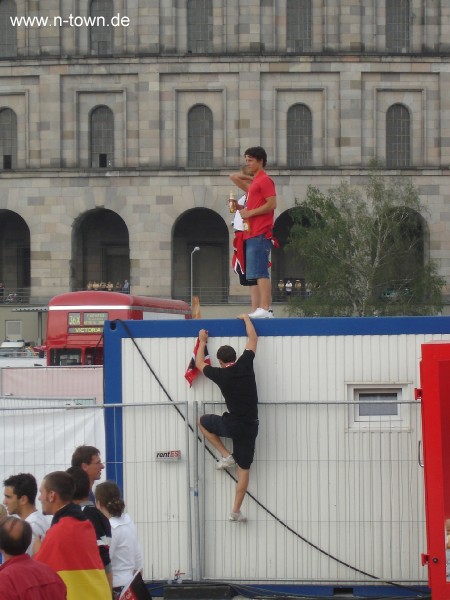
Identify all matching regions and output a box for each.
[232,466,250,513]
[250,285,259,311]
[257,277,272,310]
[198,420,231,458]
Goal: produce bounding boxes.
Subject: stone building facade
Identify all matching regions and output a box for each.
[0,0,450,306]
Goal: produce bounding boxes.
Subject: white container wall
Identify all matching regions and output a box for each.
[103,317,450,588]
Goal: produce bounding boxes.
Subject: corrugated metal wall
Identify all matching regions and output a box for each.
[105,321,450,586]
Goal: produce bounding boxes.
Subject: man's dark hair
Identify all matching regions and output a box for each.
[0,517,32,556]
[43,471,75,502]
[3,473,38,505]
[244,146,267,167]
[217,345,237,363]
[71,445,100,467]
[66,466,90,501]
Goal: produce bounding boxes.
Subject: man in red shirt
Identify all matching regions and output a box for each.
[0,516,66,599]
[230,146,277,318]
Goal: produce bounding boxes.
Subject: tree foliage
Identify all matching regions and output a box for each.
[287,170,445,317]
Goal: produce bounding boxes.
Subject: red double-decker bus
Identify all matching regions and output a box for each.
[46,291,191,366]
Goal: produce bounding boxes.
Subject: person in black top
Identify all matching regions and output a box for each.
[195,314,258,522]
[66,466,113,591]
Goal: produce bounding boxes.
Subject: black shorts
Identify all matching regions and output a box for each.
[235,263,257,287]
[200,413,259,470]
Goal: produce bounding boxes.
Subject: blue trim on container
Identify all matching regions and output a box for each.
[237,583,430,598]
[149,582,429,599]
[107,315,450,343]
[104,319,124,493]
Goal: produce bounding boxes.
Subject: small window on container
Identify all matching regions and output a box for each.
[347,384,411,431]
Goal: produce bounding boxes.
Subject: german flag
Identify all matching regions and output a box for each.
[184,337,210,387]
[35,504,111,600]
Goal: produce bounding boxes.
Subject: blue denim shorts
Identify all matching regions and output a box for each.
[245,235,271,280]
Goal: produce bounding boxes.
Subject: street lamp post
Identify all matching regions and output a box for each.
[190,246,200,309]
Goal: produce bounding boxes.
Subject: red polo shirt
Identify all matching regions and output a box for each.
[0,554,67,600]
[243,169,276,239]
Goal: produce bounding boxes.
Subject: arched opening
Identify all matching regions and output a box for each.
[172,208,229,303]
[0,108,17,169]
[187,104,213,168]
[0,210,30,301]
[71,209,130,291]
[90,105,114,168]
[287,103,312,167]
[386,103,411,168]
[272,210,310,301]
[374,207,428,302]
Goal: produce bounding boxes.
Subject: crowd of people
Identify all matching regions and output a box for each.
[0,445,145,600]
[86,280,130,294]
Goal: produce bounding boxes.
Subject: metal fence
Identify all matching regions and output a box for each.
[0,397,426,590]
[0,287,31,304]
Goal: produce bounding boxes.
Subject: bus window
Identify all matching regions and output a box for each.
[50,348,82,366]
[85,347,104,365]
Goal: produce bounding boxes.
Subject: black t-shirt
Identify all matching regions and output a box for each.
[80,503,112,569]
[203,349,258,421]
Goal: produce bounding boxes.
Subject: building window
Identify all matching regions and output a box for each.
[287,104,312,167]
[287,0,312,52]
[90,106,114,168]
[0,0,17,58]
[0,108,17,169]
[187,0,213,53]
[89,0,113,55]
[5,320,22,341]
[187,105,213,168]
[386,0,410,53]
[348,384,411,431]
[386,104,411,168]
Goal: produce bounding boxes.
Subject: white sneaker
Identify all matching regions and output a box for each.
[216,455,236,470]
[248,307,273,319]
[229,511,247,522]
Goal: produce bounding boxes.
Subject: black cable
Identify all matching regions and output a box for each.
[111,320,430,597]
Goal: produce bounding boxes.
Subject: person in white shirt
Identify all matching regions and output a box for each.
[3,473,50,556]
[95,481,144,593]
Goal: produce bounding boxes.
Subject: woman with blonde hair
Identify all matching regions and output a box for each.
[95,481,144,595]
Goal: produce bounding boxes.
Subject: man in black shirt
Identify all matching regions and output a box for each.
[196,314,258,522]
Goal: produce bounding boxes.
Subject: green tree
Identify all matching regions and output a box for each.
[287,170,445,317]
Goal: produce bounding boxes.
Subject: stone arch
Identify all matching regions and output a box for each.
[374,206,429,296]
[272,209,310,300]
[0,209,30,294]
[172,208,229,303]
[71,208,130,291]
